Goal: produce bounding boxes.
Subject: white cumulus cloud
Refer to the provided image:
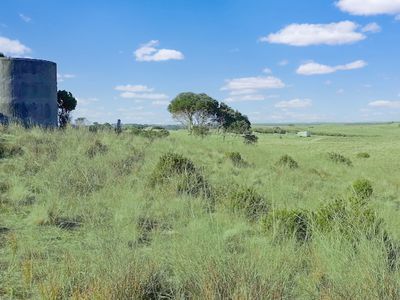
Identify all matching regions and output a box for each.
[57,73,76,82]
[261,21,366,46]
[115,84,168,101]
[134,40,184,62]
[222,76,285,91]
[361,22,381,33]
[296,60,367,75]
[221,75,284,103]
[0,36,31,56]
[275,99,312,109]
[336,0,400,15]
[114,84,154,92]
[368,100,400,108]
[120,92,168,100]
[224,94,266,103]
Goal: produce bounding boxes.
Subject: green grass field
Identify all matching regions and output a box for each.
[1,123,400,299]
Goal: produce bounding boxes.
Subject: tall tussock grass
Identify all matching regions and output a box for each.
[0,123,400,299]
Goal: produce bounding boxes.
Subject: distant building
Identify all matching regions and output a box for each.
[297,131,311,137]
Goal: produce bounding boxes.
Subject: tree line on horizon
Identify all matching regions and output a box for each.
[60,90,255,141]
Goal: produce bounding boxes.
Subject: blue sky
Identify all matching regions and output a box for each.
[1,0,400,124]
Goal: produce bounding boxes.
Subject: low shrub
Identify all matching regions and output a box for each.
[230,186,269,221]
[130,127,170,140]
[0,181,10,194]
[315,197,380,238]
[192,125,210,137]
[263,209,313,243]
[357,152,370,158]
[140,128,170,140]
[352,179,373,201]
[243,132,258,145]
[39,210,82,230]
[276,155,299,169]
[149,152,211,197]
[0,142,23,159]
[327,152,352,166]
[86,140,108,158]
[112,150,144,176]
[225,152,247,167]
[136,217,161,245]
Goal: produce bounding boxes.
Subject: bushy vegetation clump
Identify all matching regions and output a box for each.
[230,186,269,221]
[263,209,313,242]
[243,132,258,145]
[356,152,370,158]
[328,152,352,166]
[352,179,373,200]
[225,151,248,167]
[192,125,210,137]
[149,152,211,197]
[0,141,23,159]
[276,154,299,169]
[86,139,108,158]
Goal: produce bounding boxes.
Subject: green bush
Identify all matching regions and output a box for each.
[243,132,258,145]
[192,125,210,137]
[327,152,352,166]
[225,152,247,167]
[276,155,299,169]
[315,197,380,239]
[135,216,166,245]
[352,179,373,200]
[0,142,23,159]
[263,209,312,242]
[0,181,10,194]
[230,186,269,221]
[86,140,108,158]
[140,128,170,140]
[356,152,370,158]
[149,152,210,197]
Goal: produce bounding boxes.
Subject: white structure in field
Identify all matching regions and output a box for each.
[297,131,311,137]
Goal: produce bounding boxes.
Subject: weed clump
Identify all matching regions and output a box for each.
[315,196,379,238]
[0,142,23,159]
[149,152,211,197]
[225,152,247,167]
[38,210,82,230]
[86,140,108,158]
[276,155,299,169]
[356,152,370,158]
[0,181,10,194]
[230,186,269,221]
[352,179,373,200]
[327,152,352,166]
[243,132,258,145]
[263,209,312,243]
[192,125,210,137]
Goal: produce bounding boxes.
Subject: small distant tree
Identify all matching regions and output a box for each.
[168,92,219,132]
[57,90,77,128]
[74,117,87,127]
[0,53,5,58]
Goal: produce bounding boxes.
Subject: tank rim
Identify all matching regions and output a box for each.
[0,57,56,65]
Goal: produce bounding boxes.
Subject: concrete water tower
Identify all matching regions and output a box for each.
[0,57,58,126]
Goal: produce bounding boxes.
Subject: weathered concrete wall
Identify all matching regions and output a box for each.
[0,58,58,126]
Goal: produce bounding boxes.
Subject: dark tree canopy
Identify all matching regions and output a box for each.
[216,102,251,134]
[57,90,77,128]
[0,53,5,58]
[168,92,219,132]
